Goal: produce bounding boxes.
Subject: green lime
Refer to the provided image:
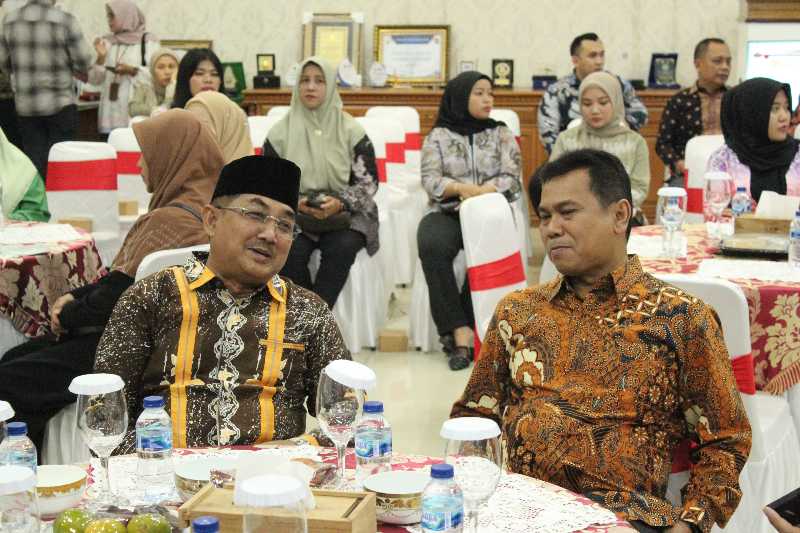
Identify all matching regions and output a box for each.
[53,508,93,533]
[126,513,171,533]
[84,518,127,533]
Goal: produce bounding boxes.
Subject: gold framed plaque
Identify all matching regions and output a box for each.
[160,39,213,53]
[302,13,363,74]
[374,25,449,86]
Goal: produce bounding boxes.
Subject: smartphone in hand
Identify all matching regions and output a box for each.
[769,487,800,526]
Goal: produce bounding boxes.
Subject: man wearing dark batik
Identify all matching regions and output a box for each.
[95,156,350,453]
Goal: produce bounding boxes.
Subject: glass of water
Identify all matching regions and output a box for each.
[704,172,733,242]
[656,187,687,258]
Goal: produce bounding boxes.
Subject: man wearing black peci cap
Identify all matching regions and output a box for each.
[95,155,351,454]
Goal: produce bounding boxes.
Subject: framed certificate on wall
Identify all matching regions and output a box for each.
[302,13,363,74]
[374,25,449,86]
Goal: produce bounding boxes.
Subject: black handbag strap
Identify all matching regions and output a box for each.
[168,202,202,222]
[140,33,147,66]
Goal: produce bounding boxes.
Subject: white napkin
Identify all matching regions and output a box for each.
[627,232,688,259]
[697,258,800,282]
[755,191,800,219]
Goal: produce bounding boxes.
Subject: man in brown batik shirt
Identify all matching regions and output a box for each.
[452,149,750,533]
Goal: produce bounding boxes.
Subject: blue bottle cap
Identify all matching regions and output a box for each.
[736,186,747,192]
[192,516,219,533]
[143,396,165,409]
[6,421,27,436]
[363,401,384,414]
[430,463,454,479]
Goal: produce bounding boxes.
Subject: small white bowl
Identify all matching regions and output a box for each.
[363,470,429,525]
[36,464,87,518]
[174,455,238,501]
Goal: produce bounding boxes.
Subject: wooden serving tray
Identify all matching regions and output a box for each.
[178,483,376,533]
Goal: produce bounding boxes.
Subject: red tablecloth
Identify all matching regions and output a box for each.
[634,224,800,394]
[0,222,106,337]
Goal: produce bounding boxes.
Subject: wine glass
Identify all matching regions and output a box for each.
[69,374,128,510]
[315,360,376,487]
[441,417,503,533]
[0,401,13,444]
[656,187,687,258]
[704,172,733,242]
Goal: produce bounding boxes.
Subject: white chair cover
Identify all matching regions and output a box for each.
[0,317,26,361]
[266,106,290,119]
[107,127,149,209]
[409,253,466,352]
[489,108,532,271]
[46,141,120,265]
[135,244,210,281]
[656,274,800,533]
[309,248,387,353]
[248,115,282,154]
[460,193,527,350]
[539,255,559,284]
[42,403,90,465]
[366,106,422,173]
[795,127,800,140]
[685,134,725,222]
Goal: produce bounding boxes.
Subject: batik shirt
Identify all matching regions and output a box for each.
[95,252,350,454]
[537,71,648,154]
[451,255,750,532]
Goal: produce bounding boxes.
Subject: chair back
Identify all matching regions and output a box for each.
[135,244,210,281]
[266,106,290,118]
[489,108,521,141]
[108,127,149,210]
[685,134,724,216]
[46,141,119,234]
[248,115,282,155]
[355,116,388,182]
[366,106,422,172]
[460,193,527,353]
[795,127,800,140]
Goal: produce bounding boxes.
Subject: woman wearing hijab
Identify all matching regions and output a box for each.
[263,57,379,309]
[0,127,49,222]
[171,48,225,109]
[89,0,160,133]
[551,71,650,221]
[185,90,253,163]
[708,77,800,204]
[128,48,178,117]
[418,71,521,370]
[0,110,224,452]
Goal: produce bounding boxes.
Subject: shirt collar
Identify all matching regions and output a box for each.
[543,255,645,303]
[690,81,728,96]
[184,252,286,303]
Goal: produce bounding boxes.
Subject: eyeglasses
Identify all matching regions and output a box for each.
[218,206,300,240]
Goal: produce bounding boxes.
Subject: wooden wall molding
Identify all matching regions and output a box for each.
[747,0,800,22]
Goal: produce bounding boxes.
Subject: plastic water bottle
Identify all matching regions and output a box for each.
[731,187,751,218]
[136,396,174,502]
[790,211,800,270]
[355,400,392,485]
[192,516,220,533]
[421,463,463,533]
[0,422,37,473]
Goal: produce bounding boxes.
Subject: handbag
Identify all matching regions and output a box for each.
[296,190,352,234]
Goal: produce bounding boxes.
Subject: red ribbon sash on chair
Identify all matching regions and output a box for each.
[46,159,117,191]
[254,147,264,156]
[687,188,703,214]
[405,133,422,151]
[116,151,141,175]
[467,251,526,359]
[376,159,387,183]
[385,142,406,164]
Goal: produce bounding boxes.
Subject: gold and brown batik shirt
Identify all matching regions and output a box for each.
[95,253,350,454]
[451,256,751,532]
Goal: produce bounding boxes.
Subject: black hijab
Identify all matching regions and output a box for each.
[721,77,799,202]
[434,71,503,136]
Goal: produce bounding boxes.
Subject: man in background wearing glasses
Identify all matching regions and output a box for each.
[95,155,350,454]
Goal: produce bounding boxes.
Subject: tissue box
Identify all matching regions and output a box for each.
[378,329,408,352]
[179,484,376,533]
[119,200,139,216]
[57,217,93,233]
[734,214,791,235]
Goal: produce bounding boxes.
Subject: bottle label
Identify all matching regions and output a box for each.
[792,231,800,240]
[137,431,172,451]
[421,506,463,531]
[355,429,391,459]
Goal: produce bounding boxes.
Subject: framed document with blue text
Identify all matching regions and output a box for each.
[374,25,449,86]
[302,13,363,75]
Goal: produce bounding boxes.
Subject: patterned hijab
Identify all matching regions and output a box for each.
[434,71,502,136]
[721,77,799,200]
[111,110,224,277]
[185,91,254,164]
[266,57,364,193]
[104,0,157,45]
[577,71,629,138]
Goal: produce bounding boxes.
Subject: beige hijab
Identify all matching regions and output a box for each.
[149,47,178,100]
[266,57,364,193]
[577,71,630,139]
[185,91,254,164]
[111,109,225,277]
